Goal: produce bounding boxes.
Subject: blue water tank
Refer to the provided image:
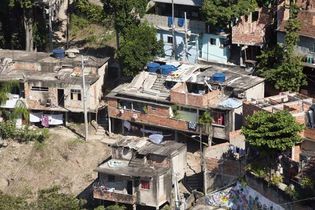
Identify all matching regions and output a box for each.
[160,65,176,75]
[212,72,226,83]
[147,62,160,73]
[52,48,65,59]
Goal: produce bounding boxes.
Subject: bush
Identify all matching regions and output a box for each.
[0,121,49,143]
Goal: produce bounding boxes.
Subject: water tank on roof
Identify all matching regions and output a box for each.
[147,62,160,73]
[52,48,65,59]
[160,65,176,75]
[212,72,225,83]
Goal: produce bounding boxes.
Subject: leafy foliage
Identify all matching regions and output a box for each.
[201,0,257,30]
[0,121,49,143]
[199,110,212,125]
[0,186,85,210]
[73,0,108,25]
[257,4,306,91]
[0,81,19,105]
[117,23,164,76]
[242,111,303,151]
[103,0,147,35]
[35,186,85,210]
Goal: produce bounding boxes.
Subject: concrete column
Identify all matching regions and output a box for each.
[64,112,68,126]
[108,117,112,133]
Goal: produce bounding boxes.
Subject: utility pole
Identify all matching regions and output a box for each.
[48,2,53,51]
[171,0,176,59]
[81,56,89,141]
[184,12,188,62]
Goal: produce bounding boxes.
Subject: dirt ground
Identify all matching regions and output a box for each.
[0,126,111,199]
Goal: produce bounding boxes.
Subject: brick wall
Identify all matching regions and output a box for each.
[107,98,195,133]
[232,8,272,45]
[170,88,222,108]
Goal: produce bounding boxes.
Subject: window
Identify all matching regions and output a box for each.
[31,86,48,92]
[70,89,81,101]
[210,38,216,45]
[167,36,173,44]
[252,11,259,22]
[212,111,225,125]
[133,102,145,112]
[108,175,115,182]
[140,180,150,190]
[119,100,132,110]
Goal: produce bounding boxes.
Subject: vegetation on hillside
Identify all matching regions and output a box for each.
[256,4,306,91]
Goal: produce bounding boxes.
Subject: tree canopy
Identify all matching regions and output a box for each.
[242,111,304,151]
[257,4,306,91]
[117,23,163,77]
[201,0,257,30]
[103,0,147,35]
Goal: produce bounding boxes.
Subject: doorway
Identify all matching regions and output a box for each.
[127,181,133,195]
[57,89,64,107]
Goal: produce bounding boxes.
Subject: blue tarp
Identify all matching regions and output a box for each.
[149,134,164,144]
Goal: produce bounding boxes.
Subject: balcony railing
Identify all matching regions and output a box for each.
[143,14,205,34]
[93,187,136,204]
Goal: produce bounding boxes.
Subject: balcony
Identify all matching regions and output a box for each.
[93,187,136,204]
[143,14,205,34]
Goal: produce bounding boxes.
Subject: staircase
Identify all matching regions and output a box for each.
[183,173,203,193]
[151,75,168,92]
[96,126,106,136]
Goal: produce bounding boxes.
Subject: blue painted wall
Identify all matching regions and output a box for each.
[156,29,230,64]
[156,29,198,63]
[200,33,230,64]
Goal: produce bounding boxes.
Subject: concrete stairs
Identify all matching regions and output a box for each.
[183,173,203,193]
[96,126,106,135]
[151,75,168,92]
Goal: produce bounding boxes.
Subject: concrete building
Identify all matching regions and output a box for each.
[106,62,264,147]
[277,0,315,96]
[144,0,231,64]
[93,136,187,209]
[0,50,109,126]
[232,7,273,67]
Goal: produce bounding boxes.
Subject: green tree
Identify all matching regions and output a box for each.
[35,186,85,210]
[105,204,126,210]
[9,0,36,51]
[117,23,163,76]
[201,0,257,30]
[242,111,303,152]
[103,0,147,48]
[257,4,306,91]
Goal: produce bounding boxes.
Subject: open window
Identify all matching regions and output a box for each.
[212,111,225,126]
[140,180,150,190]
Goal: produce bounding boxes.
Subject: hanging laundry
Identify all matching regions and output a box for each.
[30,112,43,123]
[123,120,131,131]
[48,114,64,125]
[188,121,197,130]
[41,115,49,128]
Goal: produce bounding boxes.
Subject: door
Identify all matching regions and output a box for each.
[127,181,133,195]
[57,89,64,107]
